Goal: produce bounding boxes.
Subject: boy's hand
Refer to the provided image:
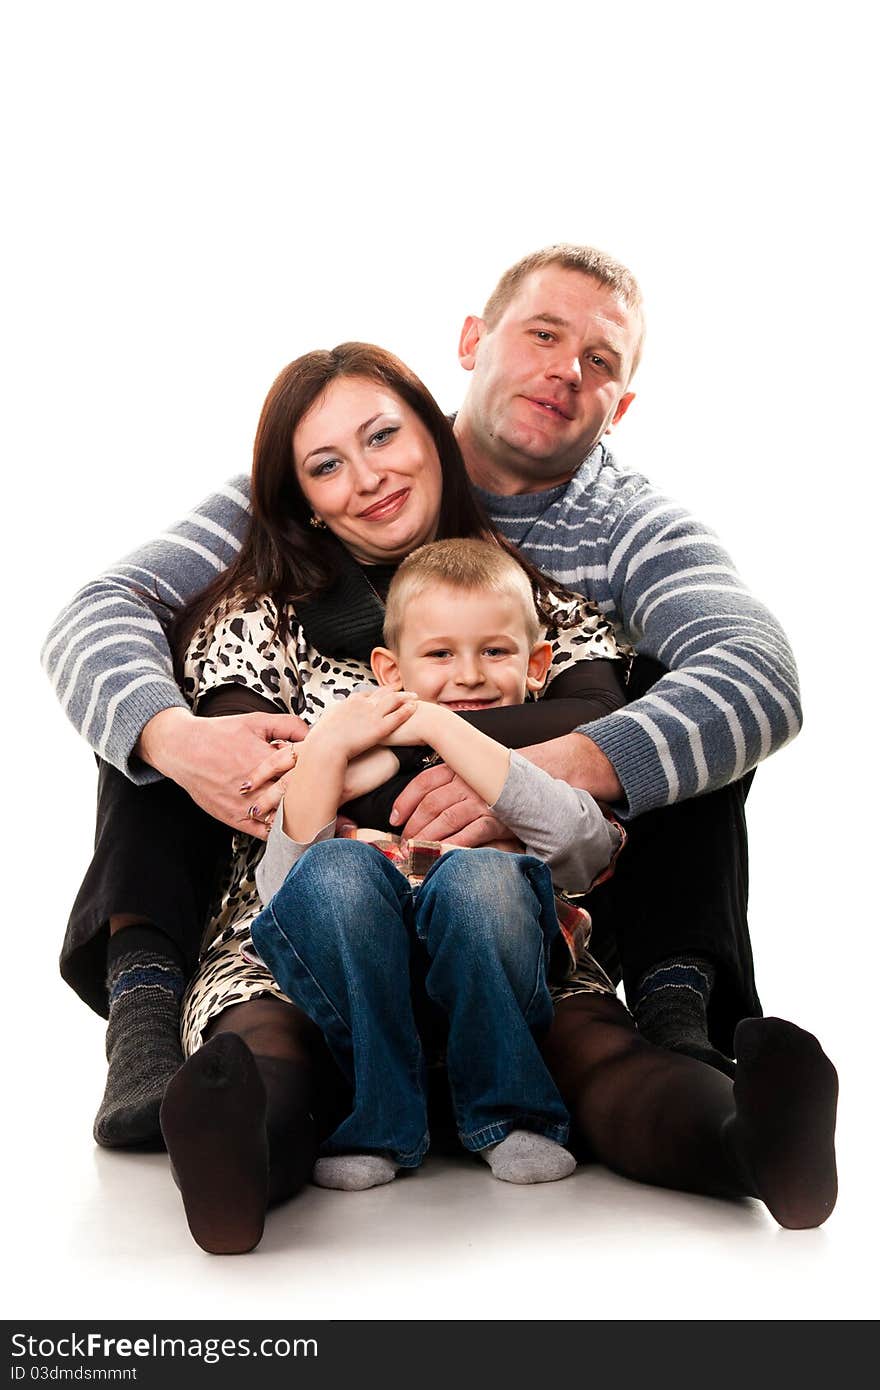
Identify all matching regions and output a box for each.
[308,688,418,762]
[378,699,443,747]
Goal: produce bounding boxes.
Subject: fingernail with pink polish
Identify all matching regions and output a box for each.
[240,781,252,793]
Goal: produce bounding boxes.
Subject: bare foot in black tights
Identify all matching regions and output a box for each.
[726,1018,838,1229]
[160,1034,268,1255]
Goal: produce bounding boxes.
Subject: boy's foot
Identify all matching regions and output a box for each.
[160,1034,268,1254]
[725,1017,838,1229]
[312,1154,399,1190]
[481,1131,577,1184]
[93,950,185,1148]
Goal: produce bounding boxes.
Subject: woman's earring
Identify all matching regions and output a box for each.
[309,514,326,530]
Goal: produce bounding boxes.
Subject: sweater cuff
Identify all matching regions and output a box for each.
[576,710,674,819]
[106,685,192,785]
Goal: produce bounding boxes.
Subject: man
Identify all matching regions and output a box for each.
[43,244,799,1145]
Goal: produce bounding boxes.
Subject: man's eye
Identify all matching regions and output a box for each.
[533,330,555,343]
[588,355,610,370]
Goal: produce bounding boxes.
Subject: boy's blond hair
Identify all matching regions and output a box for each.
[383,539,542,650]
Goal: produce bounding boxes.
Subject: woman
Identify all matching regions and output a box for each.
[157,343,838,1254]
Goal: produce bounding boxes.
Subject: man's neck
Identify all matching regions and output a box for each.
[453,413,577,497]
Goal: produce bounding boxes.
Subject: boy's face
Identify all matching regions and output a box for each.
[372,582,551,709]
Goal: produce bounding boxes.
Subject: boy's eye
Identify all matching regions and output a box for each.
[425,649,452,659]
[483,647,510,657]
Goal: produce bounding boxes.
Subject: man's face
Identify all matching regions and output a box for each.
[458,266,641,489]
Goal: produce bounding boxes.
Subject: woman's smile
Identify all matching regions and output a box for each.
[356,487,411,521]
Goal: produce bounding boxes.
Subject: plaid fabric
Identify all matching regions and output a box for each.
[339,825,592,976]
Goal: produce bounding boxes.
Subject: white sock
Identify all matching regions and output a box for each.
[480,1131,576,1185]
[312,1153,399,1190]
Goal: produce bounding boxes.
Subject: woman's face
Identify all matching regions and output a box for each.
[293,376,444,566]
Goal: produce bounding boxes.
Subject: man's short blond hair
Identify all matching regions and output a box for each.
[482,243,645,379]
[383,539,542,651]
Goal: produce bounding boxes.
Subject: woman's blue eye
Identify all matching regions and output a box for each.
[370,426,398,446]
[313,458,340,477]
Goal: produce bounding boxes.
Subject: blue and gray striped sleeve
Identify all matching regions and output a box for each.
[581,481,802,816]
[40,476,252,780]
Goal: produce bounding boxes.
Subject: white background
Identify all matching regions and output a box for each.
[4,0,877,1323]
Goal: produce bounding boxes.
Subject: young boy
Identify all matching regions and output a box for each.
[251,539,624,1191]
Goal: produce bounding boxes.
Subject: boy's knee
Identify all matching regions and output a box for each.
[423,850,538,955]
[286,838,385,904]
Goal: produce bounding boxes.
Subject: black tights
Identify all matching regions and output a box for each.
[160,998,340,1253]
[543,994,837,1227]
[160,993,837,1253]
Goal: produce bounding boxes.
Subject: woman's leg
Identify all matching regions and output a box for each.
[414,849,574,1181]
[251,840,430,1174]
[160,996,326,1254]
[542,993,838,1228]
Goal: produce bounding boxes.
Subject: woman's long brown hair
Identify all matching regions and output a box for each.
[171,342,494,665]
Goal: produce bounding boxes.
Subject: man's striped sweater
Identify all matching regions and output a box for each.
[40,444,801,818]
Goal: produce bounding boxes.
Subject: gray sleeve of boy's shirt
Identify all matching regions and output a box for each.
[489,750,623,896]
[255,803,336,905]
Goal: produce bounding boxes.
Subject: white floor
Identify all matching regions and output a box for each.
[8,1055,874,1322]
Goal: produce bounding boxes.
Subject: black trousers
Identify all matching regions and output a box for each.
[61,759,233,1018]
[585,771,758,1054]
[61,761,760,1055]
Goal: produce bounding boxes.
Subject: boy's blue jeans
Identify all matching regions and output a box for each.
[251,840,570,1166]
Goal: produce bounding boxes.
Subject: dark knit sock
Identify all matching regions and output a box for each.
[724,1018,838,1229]
[633,956,736,1078]
[160,1034,269,1255]
[93,929,186,1149]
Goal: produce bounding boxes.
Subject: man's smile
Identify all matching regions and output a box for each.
[522,395,575,422]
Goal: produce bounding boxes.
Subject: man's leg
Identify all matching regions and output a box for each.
[587,657,759,1069]
[62,761,232,1146]
[588,774,757,1067]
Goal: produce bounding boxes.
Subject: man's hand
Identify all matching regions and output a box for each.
[518,732,623,804]
[136,707,308,837]
[390,763,513,846]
